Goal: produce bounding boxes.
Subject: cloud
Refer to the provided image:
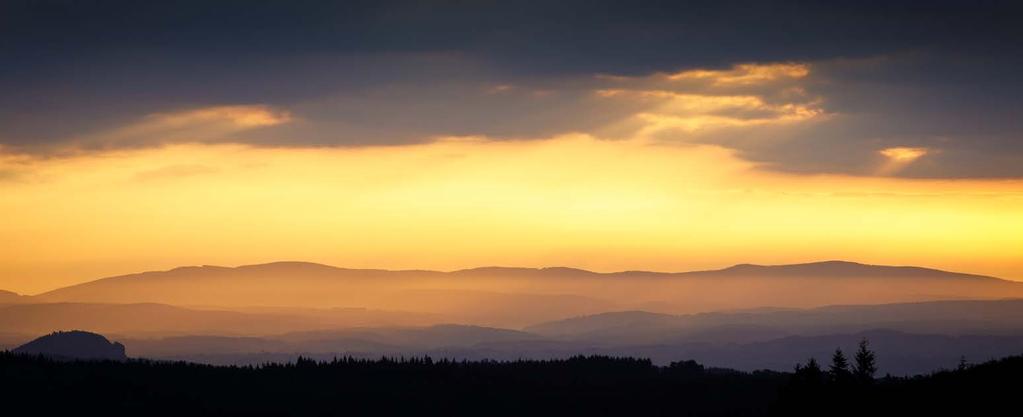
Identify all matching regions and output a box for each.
[99,104,289,141]
[0,168,20,183]
[2,63,820,155]
[603,98,823,145]
[666,63,810,86]
[2,2,1023,178]
[3,54,1019,180]
[0,151,36,183]
[16,105,291,154]
[880,147,928,162]
[6,1,1017,77]
[0,60,1010,180]
[571,64,832,174]
[877,147,930,176]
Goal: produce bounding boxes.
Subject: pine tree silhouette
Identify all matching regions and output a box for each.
[793,357,825,387]
[853,339,877,382]
[958,355,969,371]
[829,348,851,383]
[805,357,822,373]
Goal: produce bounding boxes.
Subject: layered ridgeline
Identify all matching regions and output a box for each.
[123,301,1023,375]
[2,300,1016,375]
[1,260,1022,374]
[6,311,1023,374]
[0,289,25,304]
[23,260,1023,328]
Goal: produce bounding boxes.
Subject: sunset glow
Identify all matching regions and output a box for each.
[2,132,1021,293]
[6,4,1023,412]
[2,2,1022,304]
[3,54,1023,293]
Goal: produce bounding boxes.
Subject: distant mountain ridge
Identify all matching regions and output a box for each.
[35,259,1008,296]
[22,260,1022,326]
[695,260,1001,280]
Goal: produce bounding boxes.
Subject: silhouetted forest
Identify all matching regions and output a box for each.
[2,345,1021,416]
[776,340,1020,416]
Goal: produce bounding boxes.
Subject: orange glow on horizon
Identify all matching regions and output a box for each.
[2,63,1021,295]
[1,135,1022,294]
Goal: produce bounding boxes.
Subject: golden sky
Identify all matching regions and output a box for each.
[2,63,1022,294]
[2,133,1022,294]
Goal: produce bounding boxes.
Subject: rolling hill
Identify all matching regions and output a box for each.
[0,289,25,304]
[13,330,127,361]
[526,299,1023,342]
[27,261,1023,323]
[0,302,437,337]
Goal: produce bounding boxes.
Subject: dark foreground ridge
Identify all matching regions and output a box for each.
[2,350,1021,417]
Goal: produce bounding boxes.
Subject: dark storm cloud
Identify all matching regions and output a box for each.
[4,0,1019,73]
[733,52,1023,178]
[1,0,1022,177]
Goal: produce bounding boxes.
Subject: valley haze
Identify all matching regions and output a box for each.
[4,260,1023,375]
[5,2,1023,416]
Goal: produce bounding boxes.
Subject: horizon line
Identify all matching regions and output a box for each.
[14,258,1008,297]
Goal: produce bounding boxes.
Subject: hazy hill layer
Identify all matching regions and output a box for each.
[527,299,1023,342]
[29,261,1023,326]
[119,323,1023,375]
[0,289,25,304]
[0,302,437,337]
[8,299,1023,374]
[123,324,542,359]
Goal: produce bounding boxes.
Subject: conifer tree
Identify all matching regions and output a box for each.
[794,357,825,387]
[853,339,877,381]
[830,348,851,382]
[805,357,822,374]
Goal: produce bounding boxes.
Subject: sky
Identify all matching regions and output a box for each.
[2,1,1022,293]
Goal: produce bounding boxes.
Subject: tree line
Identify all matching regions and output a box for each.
[790,339,877,386]
[2,339,1020,416]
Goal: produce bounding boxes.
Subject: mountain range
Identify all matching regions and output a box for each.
[7,260,1019,327]
[4,260,1023,374]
